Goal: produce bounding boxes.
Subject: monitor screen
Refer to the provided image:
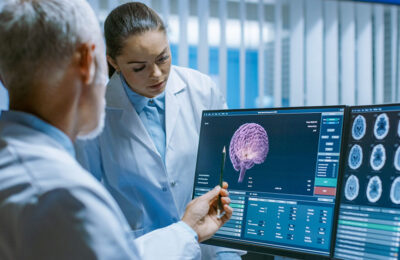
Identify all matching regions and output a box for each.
[334,104,400,260]
[193,106,347,258]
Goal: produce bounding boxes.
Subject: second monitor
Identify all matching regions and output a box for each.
[334,104,400,260]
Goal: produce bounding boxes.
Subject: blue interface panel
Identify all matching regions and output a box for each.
[334,105,400,260]
[193,107,346,256]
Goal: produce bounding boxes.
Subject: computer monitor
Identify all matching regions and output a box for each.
[334,104,400,260]
[193,106,347,258]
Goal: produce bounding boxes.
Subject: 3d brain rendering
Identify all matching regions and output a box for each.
[229,123,269,183]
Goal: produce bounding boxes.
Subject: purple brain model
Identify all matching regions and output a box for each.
[229,123,269,183]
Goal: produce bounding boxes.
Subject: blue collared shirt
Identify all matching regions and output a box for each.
[120,74,166,161]
[0,110,75,157]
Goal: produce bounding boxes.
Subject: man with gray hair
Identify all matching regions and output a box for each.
[0,0,232,259]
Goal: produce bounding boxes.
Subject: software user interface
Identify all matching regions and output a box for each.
[334,105,400,260]
[194,107,345,256]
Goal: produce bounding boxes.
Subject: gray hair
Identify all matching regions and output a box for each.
[0,0,102,97]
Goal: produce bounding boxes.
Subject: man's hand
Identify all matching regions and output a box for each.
[182,182,232,242]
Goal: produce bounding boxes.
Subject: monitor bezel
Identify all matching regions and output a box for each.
[348,102,400,111]
[192,105,350,259]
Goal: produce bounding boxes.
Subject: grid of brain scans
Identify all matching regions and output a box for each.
[334,105,400,260]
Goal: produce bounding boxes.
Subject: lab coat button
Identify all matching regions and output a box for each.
[171,181,176,187]
[162,186,167,192]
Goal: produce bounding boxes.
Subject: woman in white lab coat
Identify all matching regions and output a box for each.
[75,2,243,259]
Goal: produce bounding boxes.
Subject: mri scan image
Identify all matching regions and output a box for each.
[366,176,382,203]
[398,120,400,138]
[348,144,363,170]
[395,146,400,171]
[370,144,386,171]
[344,175,359,201]
[390,177,400,204]
[374,113,389,140]
[352,115,366,140]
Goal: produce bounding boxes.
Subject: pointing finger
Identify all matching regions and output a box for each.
[199,186,221,202]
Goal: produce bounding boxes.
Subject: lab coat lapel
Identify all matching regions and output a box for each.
[106,73,158,154]
[165,67,186,148]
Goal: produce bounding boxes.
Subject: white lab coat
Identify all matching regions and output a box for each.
[0,116,200,259]
[75,66,242,259]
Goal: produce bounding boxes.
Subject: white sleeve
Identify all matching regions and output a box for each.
[134,222,201,260]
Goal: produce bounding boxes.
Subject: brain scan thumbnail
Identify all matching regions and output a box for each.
[374,113,389,140]
[366,176,382,203]
[370,144,386,171]
[395,146,400,171]
[390,177,400,204]
[348,144,363,170]
[398,120,400,138]
[352,115,366,140]
[229,123,269,183]
[344,175,359,201]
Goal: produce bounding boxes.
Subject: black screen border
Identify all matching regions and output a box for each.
[193,105,350,259]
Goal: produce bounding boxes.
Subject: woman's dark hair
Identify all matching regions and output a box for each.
[104,2,166,78]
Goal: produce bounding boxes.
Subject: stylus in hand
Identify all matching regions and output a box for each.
[218,146,226,217]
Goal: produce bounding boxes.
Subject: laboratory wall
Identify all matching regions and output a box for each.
[1,0,400,111]
[86,0,400,109]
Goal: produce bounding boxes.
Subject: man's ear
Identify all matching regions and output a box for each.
[107,55,120,73]
[77,43,96,85]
